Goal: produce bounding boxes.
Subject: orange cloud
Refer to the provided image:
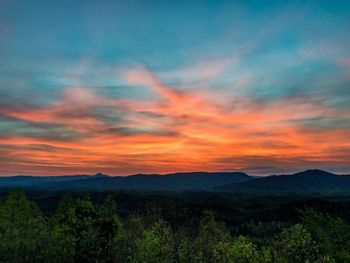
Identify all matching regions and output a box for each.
[0,68,349,175]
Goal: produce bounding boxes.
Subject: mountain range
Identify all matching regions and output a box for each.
[0,169,350,194]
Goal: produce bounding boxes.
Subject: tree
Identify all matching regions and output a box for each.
[193,211,230,262]
[213,236,261,263]
[97,195,125,263]
[44,195,77,263]
[314,255,336,263]
[123,213,146,261]
[132,220,174,263]
[74,196,99,263]
[174,229,196,263]
[300,209,350,262]
[275,224,319,263]
[0,189,47,263]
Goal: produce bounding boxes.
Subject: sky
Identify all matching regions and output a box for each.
[0,0,349,176]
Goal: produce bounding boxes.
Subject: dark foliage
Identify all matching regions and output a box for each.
[1,189,350,262]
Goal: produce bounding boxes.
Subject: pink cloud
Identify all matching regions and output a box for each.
[337,58,350,68]
[120,67,184,102]
[0,87,110,131]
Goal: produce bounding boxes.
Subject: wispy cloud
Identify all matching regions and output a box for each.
[160,58,235,83]
[0,65,349,175]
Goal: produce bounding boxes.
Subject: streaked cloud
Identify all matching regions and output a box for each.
[1,65,349,175]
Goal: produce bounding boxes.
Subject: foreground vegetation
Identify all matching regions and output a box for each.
[1,190,350,262]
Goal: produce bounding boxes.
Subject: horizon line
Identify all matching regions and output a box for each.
[0,168,348,178]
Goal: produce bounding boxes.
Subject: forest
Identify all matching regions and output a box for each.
[1,189,350,263]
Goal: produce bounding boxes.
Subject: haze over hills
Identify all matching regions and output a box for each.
[0,169,350,194]
[0,172,251,191]
[221,169,350,194]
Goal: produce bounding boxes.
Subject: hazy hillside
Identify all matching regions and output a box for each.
[222,169,350,194]
[0,172,252,191]
[2,169,350,193]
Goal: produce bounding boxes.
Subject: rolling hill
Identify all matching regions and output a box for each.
[0,172,252,191]
[1,169,350,193]
[221,169,350,194]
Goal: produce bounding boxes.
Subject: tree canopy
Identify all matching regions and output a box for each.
[0,190,349,262]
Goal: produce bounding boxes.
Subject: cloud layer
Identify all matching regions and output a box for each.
[1,64,349,175]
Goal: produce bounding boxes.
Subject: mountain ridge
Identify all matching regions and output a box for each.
[0,171,252,191]
[1,169,349,193]
[220,169,350,194]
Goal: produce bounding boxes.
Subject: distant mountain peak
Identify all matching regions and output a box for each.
[94,173,109,177]
[293,169,336,177]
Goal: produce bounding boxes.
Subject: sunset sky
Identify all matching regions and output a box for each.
[0,0,350,175]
